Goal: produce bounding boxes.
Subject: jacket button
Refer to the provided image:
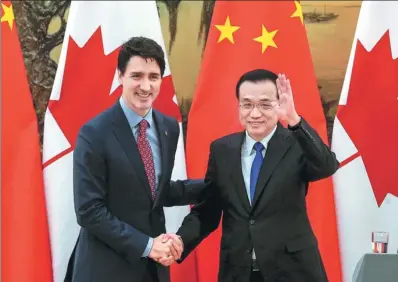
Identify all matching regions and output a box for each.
[250,219,255,225]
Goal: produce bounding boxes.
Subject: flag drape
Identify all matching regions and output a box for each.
[42,2,196,281]
[1,1,53,281]
[332,2,398,281]
[186,2,341,281]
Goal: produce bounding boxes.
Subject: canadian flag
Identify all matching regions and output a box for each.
[332,2,398,282]
[42,1,193,281]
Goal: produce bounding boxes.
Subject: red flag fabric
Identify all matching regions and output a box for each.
[1,1,53,281]
[186,1,341,281]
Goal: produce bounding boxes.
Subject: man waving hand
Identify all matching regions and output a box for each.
[173,69,339,282]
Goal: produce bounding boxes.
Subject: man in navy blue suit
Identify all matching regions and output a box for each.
[71,36,204,282]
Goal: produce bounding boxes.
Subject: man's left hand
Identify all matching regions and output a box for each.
[272,73,301,126]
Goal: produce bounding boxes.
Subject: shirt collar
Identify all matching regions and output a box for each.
[243,125,277,156]
[119,96,153,129]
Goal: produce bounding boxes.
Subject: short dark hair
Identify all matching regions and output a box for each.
[235,69,279,99]
[117,36,166,76]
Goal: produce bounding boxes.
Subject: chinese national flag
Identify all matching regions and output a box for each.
[1,1,53,282]
[186,1,341,282]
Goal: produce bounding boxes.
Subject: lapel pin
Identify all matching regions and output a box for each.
[165,131,168,136]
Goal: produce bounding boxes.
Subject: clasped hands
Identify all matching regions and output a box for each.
[148,233,183,266]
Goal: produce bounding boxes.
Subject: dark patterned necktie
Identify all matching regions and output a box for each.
[137,119,156,200]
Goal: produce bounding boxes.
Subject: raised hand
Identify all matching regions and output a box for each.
[273,73,301,126]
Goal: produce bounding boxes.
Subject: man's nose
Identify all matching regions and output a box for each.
[140,78,151,91]
[250,106,261,118]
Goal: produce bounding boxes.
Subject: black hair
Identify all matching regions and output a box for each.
[117,36,165,76]
[235,69,279,99]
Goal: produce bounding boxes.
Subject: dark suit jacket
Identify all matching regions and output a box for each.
[177,118,339,282]
[70,101,204,282]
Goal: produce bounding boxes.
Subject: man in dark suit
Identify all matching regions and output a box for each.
[172,69,339,282]
[71,36,203,282]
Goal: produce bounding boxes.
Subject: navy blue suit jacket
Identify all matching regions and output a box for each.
[70,101,204,282]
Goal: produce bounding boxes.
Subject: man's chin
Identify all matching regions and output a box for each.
[136,102,152,111]
[247,127,271,139]
[248,126,266,133]
[130,103,152,115]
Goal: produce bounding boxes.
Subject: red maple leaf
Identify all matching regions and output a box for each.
[45,27,181,167]
[46,27,121,166]
[338,31,398,206]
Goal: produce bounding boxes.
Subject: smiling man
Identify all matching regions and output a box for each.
[175,69,340,282]
[71,36,204,282]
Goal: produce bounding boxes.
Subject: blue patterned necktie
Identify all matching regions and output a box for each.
[250,142,264,203]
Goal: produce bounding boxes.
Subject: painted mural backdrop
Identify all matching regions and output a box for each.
[12,0,360,144]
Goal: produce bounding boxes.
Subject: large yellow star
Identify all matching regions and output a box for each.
[1,3,15,30]
[214,16,240,44]
[291,1,303,25]
[253,25,278,54]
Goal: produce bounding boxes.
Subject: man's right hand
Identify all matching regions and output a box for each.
[148,234,183,265]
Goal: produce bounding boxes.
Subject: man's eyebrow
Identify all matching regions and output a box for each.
[128,71,160,76]
[128,71,142,75]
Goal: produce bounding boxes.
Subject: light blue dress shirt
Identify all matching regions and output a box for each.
[119,96,162,257]
[241,126,277,259]
[241,127,276,205]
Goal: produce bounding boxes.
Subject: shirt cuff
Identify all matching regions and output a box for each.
[141,237,154,257]
[287,116,302,131]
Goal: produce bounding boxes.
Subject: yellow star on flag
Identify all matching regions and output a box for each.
[253,25,278,54]
[215,16,240,44]
[1,3,15,30]
[291,1,303,25]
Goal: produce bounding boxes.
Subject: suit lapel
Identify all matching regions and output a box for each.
[228,132,252,214]
[111,101,153,200]
[252,124,292,209]
[152,110,169,208]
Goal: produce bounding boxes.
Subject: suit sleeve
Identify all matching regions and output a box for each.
[290,117,340,182]
[163,118,207,206]
[176,142,222,261]
[164,179,207,206]
[73,123,150,264]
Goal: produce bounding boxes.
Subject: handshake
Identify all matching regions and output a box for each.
[148,233,184,266]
